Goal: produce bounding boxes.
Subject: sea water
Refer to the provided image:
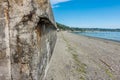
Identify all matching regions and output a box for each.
[74,31,120,41]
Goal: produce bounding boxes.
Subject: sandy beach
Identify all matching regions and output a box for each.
[45,31,120,80]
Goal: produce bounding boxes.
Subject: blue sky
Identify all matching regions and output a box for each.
[50,0,120,28]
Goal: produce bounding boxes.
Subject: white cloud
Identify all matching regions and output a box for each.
[52,5,60,8]
[50,0,70,5]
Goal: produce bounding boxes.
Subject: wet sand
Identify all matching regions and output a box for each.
[45,31,120,80]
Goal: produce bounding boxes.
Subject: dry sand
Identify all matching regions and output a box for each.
[45,31,120,80]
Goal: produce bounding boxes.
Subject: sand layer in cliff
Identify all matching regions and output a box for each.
[45,31,120,80]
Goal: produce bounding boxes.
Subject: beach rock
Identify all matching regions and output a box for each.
[0,0,56,80]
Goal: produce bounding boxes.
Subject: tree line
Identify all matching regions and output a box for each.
[56,22,120,32]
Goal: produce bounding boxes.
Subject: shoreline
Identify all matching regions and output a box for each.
[71,32,120,43]
[46,31,120,80]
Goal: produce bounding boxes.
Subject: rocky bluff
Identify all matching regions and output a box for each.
[0,0,57,80]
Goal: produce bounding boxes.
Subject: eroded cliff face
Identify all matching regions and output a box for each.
[0,0,57,80]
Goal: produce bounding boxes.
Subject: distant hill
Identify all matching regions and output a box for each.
[56,22,120,32]
[56,22,72,31]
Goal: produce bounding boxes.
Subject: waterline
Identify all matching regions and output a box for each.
[74,32,120,42]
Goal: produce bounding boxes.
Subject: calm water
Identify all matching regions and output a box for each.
[74,32,120,41]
